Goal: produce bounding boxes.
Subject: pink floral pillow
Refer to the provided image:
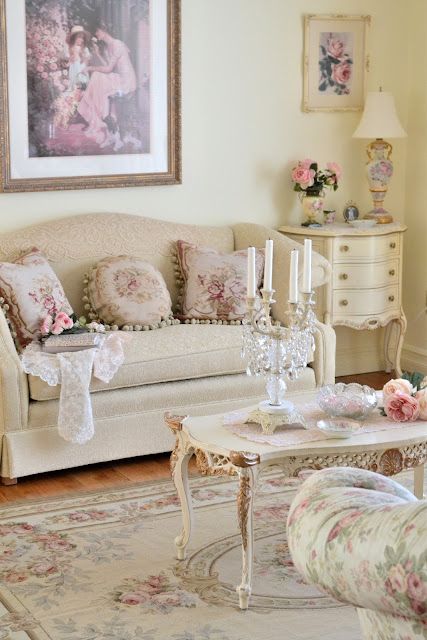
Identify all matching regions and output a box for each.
[0,248,73,349]
[86,256,173,329]
[176,241,264,322]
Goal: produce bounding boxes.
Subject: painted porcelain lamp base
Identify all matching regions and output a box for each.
[363,139,394,224]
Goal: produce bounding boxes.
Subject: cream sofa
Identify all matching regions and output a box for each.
[0,213,335,483]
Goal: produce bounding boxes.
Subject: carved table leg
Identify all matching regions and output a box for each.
[164,413,194,560]
[414,464,425,500]
[172,440,194,560]
[236,465,259,610]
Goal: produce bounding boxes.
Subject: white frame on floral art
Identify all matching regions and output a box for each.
[0,0,181,192]
[303,14,370,112]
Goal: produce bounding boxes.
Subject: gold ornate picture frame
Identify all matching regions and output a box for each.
[0,0,181,192]
[303,14,370,112]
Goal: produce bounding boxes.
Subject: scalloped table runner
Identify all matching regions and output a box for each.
[223,398,406,448]
[21,334,131,445]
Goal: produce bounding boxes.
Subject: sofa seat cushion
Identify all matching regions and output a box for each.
[28,324,253,401]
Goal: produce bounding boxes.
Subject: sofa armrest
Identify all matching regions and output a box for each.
[0,311,28,434]
[232,223,331,326]
[311,320,336,385]
[287,468,425,622]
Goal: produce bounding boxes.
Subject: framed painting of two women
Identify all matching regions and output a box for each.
[0,0,181,192]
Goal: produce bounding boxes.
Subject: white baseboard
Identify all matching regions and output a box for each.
[401,343,427,374]
[336,347,384,377]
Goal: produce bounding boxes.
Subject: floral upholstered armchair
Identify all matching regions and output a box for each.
[287,467,427,640]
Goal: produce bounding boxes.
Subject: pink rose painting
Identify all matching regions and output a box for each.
[319,31,353,95]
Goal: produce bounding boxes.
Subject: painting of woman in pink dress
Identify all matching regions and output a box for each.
[78,24,137,150]
[25,0,150,158]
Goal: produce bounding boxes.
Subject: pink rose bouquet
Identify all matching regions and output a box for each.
[382,377,427,423]
[291,160,341,195]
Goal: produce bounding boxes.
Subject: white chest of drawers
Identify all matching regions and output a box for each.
[278,223,407,375]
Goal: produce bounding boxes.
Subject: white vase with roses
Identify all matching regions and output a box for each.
[291,159,341,224]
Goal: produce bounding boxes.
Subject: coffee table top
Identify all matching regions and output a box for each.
[183,391,427,464]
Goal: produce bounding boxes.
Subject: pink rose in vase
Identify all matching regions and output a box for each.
[291,164,315,190]
[384,392,420,422]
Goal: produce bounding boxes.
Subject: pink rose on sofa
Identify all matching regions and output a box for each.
[415,388,427,420]
[51,311,74,335]
[40,314,53,335]
[384,392,420,422]
[383,378,414,399]
[291,164,315,190]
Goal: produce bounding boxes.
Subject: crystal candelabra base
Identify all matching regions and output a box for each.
[258,399,295,415]
[242,288,317,432]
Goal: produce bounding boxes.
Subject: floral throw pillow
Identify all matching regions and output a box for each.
[0,247,73,350]
[86,256,173,329]
[176,241,264,322]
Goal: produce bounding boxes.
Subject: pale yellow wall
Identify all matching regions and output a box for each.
[1,0,420,374]
[401,0,427,373]
[0,0,409,233]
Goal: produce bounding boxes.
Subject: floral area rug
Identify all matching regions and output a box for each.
[0,468,397,640]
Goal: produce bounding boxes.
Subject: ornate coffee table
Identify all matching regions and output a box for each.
[164,391,427,610]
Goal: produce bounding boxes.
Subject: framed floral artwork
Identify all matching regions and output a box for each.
[0,0,181,192]
[303,14,370,112]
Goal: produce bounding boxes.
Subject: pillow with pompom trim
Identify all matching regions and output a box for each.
[84,256,176,331]
[175,240,264,324]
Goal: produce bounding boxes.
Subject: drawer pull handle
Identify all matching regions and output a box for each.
[340,245,349,252]
[388,295,395,302]
[389,269,395,276]
[389,242,396,249]
[339,273,348,280]
[340,299,349,306]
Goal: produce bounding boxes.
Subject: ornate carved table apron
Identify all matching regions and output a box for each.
[164,390,427,610]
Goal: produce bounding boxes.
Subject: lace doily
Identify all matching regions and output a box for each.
[223,402,411,448]
[21,333,131,445]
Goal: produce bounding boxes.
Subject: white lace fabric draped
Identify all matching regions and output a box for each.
[21,334,131,444]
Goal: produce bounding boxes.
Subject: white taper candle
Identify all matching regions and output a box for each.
[263,239,273,291]
[289,249,299,303]
[247,247,256,298]
[302,238,312,293]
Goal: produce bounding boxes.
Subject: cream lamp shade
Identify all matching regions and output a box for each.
[353,91,406,139]
[352,90,406,223]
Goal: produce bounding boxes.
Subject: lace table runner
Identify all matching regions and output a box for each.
[21,334,131,445]
[223,399,408,448]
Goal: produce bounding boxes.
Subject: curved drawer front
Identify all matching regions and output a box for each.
[333,259,399,289]
[333,234,400,262]
[333,285,399,316]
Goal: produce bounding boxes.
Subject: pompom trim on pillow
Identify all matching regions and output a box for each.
[82,271,180,332]
[172,242,260,325]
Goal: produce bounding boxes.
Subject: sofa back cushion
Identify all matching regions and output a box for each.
[0,214,235,316]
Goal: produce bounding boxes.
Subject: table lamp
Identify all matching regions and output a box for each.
[353,89,406,224]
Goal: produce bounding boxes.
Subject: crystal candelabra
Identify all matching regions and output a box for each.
[242,288,317,422]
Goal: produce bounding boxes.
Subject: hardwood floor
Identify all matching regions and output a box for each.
[0,371,392,503]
